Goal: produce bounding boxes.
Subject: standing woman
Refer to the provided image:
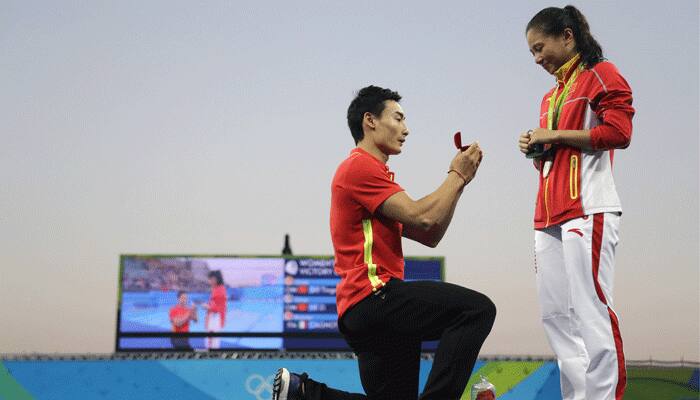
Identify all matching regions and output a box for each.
[203,270,227,349]
[519,5,634,400]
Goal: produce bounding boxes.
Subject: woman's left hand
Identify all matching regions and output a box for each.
[528,128,557,146]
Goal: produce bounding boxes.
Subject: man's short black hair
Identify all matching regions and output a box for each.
[347,85,402,144]
[177,290,186,298]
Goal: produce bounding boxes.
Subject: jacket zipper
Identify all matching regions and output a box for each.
[544,176,551,227]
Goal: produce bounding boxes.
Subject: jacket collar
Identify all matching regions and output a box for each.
[555,53,582,85]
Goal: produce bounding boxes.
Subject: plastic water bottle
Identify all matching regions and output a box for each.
[471,375,496,400]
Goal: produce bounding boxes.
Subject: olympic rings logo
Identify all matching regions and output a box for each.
[245,373,275,400]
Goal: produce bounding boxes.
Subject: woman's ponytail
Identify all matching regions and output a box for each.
[527,5,604,67]
[563,5,603,66]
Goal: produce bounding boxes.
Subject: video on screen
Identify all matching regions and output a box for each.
[117,255,442,351]
[119,257,284,349]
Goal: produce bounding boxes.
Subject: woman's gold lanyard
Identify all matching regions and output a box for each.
[541,63,583,186]
[547,64,584,130]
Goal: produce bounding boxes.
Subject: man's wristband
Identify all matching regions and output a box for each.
[447,169,467,186]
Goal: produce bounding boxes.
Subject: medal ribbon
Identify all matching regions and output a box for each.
[547,63,583,130]
[541,55,582,180]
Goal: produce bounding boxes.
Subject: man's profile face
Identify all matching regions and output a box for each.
[178,293,188,305]
[367,100,409,156]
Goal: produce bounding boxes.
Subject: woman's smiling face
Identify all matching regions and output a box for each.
[527,27,576,75]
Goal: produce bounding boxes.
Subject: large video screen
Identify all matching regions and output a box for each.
[116,255,443,351]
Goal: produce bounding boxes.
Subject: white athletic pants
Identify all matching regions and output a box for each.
[206,313,223,349]
[535,213,626,400]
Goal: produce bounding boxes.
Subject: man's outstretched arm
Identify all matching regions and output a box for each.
[378,143,483,248]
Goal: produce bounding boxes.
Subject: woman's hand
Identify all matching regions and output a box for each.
[528,128,556,146]
[518,131,532,154]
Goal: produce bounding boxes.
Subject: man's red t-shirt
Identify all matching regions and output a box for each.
[169,305,192,333]
[330,148,405,318]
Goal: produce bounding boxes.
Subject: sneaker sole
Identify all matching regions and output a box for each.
[272,367,290,400]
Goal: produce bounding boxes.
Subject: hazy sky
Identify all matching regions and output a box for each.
[1,1,698,361]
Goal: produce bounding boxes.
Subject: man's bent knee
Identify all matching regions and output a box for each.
[482,297,497,328]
